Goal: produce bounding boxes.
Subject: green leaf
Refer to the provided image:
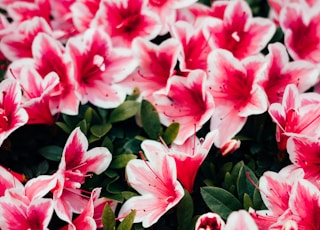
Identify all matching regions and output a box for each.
[84,107,102,124]
[102,204,116,230]
[243,193,253,210]
[77,119,88,134]
[177,190,193,230]
[117,209,136,230]
[102,136,114,152]
[236,163,259,200]
[253,187,265,210]
[110,154,137,169]
[90,123,112,138]
[200,186,242,220]
[121,191,138,200]
[55,122,71,134]
[163,122,180,145]
[109,101,140,123]
[38,145,63,161]
[140,99,162,140]
[224,172,233,189]
[62,114,79,128]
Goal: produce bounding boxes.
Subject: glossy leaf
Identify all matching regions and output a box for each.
[90,123,112,137]
[117,209,136,230]
[140,99,162,140]
[200,186,242,220]
[163,122,180,145]
[102,204,116,230]
[243,193,253,210]
[236,163,259,200]
[38,145,63,161]
[177,190,194,230]
[110,154,137,169]
[109,101,140,123]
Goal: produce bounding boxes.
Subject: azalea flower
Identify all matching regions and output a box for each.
[0,17,53,62]
[66,28,137,109]
[207,49,268,147]
[224,210,258,230]
[287,136,320,187]
[203,0,276,59]
[51,127,112,224]
[279,3,320,63]
[8,32,79,115]
[118,140,184,228]
[0,78,28,146]
[195,212,225,230]
[268,84,320,151]
[153,69,215,144]
[120,37,180,99]
[170,20,213,72]
[7,66,59,125]
[0,166,57,230]
[261,42,319,104]
[91,0,162,48]
[170,130,217,193]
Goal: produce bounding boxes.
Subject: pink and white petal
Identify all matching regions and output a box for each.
[195,212,225,230]
[61,127,88,171]
[24,174,57,201]
[259,171,291,216]
[268,103,286,131]
[210,107,247,148]
[0,198,28,230]
[239,87,268,117]
[223,0,251,30]
[81,147,112,175]
[0,165,24,196]
[27,198,54,229]
[224,210,258,230]
[0,17,52,61]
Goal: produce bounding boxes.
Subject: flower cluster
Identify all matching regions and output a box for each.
[0,0,320,229]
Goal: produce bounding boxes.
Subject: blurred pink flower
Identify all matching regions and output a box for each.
[0,79,28,146]
[92,0,161,48]
[195,212,225,230]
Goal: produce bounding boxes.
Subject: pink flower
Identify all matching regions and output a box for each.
[70,0,101,33]
[51,127,112,224]
[279,3,320,63]
[120,37,180,99]
[146,0,197,34]
[207,49,268,147]
[66,28,137,109]
[0,165,24,196]
[153,70,215,144]
[92,0,161,48]
[170,130,217,193]
[0,17,53,62]
[224,210,258,230]
[195,212,225,230]
[170,20,213,72]
[118,140,184,228]
[6,0,51,24]
[219,139,241,156]
[261,42,319,104]
[8,67,59,125]
[287,136,320,186]
[9,32,79,115]
[0,79,28,146]
[203,0,275,59]
[268,84,320,151]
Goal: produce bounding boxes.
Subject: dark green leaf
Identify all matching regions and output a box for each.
[109,101,140,123]
[102,136,114,152]
[110,154,137,169]
[77,119,88,134]
[38,145,63,161]
[163,122,180,145]
[236,164,259,200]
[121,191,138,200]
[117,209,136,230]
[140,99,162,140]
[55,122,71,134]
[90,123,112,138]
[177,190,193,230]
[102,204,116,230]
[200,186,242,219]
[84,107,101,125]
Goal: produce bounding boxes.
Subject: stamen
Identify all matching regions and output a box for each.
[245,171,269,198]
